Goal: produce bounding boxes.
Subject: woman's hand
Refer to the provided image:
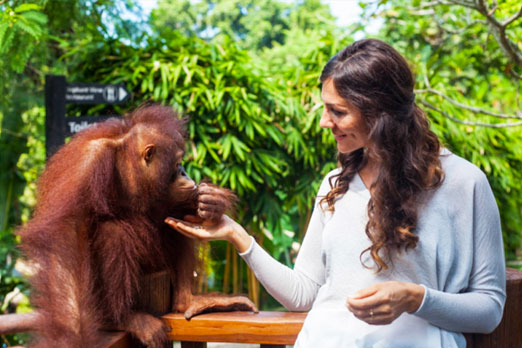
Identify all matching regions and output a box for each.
[164,215,253,253]
[346,281,425,325]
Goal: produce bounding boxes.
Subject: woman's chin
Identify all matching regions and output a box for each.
[336,143,352,154]
[337,143,363,154]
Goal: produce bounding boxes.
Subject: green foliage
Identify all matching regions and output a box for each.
[0,94,33,326]
[0,1,48,74]
[0,224,29,345]
[0,106,44,343]
[150,0,337,51]
[17,107,46,223]
[0,227,23,306]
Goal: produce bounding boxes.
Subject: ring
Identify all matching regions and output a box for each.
[194,225,202,230]
[370,311,374,318]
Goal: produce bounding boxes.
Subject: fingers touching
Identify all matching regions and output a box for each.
[346,281,419,326]
[196,183,237,221]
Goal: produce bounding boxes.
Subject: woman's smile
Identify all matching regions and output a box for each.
[333,132,347,141]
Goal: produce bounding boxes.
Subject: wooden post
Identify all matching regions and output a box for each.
[181,342,207,348]
[223,243,231,294]
[465,268,522,348]
[44,75,66,158]
[137,270,173,317]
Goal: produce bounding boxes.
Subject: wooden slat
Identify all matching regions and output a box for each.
[0,312,39,335]
[137,270,172,317]
[100,331,136,348]
[164,311,306,345]
[180,342,206,348]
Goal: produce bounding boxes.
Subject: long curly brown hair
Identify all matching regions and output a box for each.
[319,39,444,272]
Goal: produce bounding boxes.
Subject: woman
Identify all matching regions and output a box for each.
[166,39,506,348]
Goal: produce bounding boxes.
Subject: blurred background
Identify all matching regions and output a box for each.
[1,0,521,345]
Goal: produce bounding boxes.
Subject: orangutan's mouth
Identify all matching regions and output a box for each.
[177,185,197,192]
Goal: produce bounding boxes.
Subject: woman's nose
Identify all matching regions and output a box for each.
[319,108,333,129]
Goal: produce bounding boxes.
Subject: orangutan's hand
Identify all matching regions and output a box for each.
[195,183,237,223]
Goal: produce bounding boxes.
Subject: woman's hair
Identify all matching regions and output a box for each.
[319,39,444,272]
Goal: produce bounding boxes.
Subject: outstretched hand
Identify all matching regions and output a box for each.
[165,215,237,242]
[346,281,425,325]
[165,214,253,253]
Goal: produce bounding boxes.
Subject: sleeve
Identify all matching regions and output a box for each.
[239,171,335,311]
[240,238,321,311]
[414,172,506,333]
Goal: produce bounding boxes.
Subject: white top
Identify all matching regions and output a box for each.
[240,150,506,348]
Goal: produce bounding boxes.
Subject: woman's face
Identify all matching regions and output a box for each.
[319,78,370,154]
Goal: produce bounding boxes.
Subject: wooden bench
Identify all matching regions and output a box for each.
[104,268,522,348]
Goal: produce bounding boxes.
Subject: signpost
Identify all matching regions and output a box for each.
[44,75,130,157]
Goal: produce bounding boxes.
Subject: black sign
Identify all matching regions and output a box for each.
[45,75,130,158]
[66,83,130,104]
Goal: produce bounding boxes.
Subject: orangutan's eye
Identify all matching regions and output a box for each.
[170,163,181,182]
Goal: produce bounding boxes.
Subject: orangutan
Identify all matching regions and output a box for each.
[17,105,256,348]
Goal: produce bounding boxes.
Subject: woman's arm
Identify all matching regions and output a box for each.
[413,173,506,333]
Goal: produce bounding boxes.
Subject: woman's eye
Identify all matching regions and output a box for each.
[330,108,344,116]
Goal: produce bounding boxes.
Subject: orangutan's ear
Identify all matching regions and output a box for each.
[142,144,155,163]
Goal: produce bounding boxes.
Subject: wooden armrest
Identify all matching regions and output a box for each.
[163,311,306,345]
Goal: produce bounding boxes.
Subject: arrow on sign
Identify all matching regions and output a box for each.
[119,87,128,102]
